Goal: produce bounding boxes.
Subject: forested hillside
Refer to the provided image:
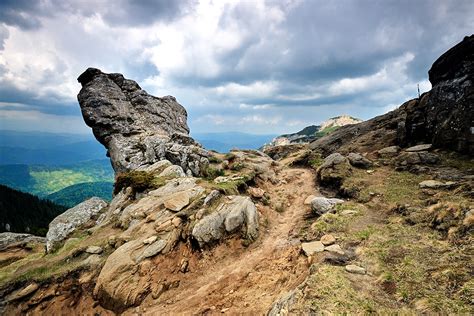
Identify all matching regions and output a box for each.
[0,185,67,236]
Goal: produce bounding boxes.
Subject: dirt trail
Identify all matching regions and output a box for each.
[138,167,317,315]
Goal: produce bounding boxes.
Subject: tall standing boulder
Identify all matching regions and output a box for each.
[77,68,209,176]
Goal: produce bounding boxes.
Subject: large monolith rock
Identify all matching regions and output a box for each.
[77,68,209,175]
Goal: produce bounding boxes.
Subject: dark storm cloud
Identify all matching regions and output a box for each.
[0,0,44,29]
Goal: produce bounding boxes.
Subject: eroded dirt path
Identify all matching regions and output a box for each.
[137,167,317,315]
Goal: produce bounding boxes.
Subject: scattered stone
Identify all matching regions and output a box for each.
[406,144,432,152]
[46,197,108,253]
[304,195,316,205]
[301,241,325,256]
[164,191,191,212]
[248,187,265,198]
[366,169,375,174]
[345,264,366,274]
[325,244,344,255]
[347,152,373,169]
[214,175,244,184]
[320,234,336,246]
[85,246,103,254]
[419,180,453,189]
[311,197,344,216]
[143,236,157,245]
[7,283,39,301]
[377,146,400,157]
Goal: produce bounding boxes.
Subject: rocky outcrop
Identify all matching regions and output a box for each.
[77,68,209,176]
[310,35,474,156]
[46,197,108,253]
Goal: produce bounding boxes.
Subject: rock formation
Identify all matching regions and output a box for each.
[310,35,474,155]
[77,68,209,176]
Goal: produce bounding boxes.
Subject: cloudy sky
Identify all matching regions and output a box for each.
[0,0,473,135]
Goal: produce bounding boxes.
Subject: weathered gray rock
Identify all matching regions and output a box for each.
[406,144,432,152]
[85,245,103,254]
[347,152,373,169]
[192,196,259,247]
[77,68,209,175]
[419,180,456,189]
[0,232,45,250]
[301,241,325,256]
[310,197,344,216]
[159,165,186,178]
[345,264,366,274]
[46,197,108,253]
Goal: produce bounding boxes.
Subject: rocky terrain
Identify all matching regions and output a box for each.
[0,36,472,315]
[265,115,362,147]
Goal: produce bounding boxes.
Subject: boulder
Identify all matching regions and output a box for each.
[77,68,209,175]
[347,152,373,169]
[203,190,221,207]
[46,197,108,253]
[137,160,172,174]
[192,196,259,248]
[316,153,352,187]
[310,197,344,216]
[6,283,39,302]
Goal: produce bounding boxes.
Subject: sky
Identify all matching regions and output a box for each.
[0,0,473,135]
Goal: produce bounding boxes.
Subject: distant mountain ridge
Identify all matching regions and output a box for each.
[266,115,362,147]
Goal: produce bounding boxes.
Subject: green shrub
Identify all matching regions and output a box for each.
[208,156,223,164]
[203,166,225,180]
[114,171,164,195]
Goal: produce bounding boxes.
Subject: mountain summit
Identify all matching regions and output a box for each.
[266,115,362,147]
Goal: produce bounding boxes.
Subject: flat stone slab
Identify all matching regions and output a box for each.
[301,241,325,256]
[406,144,432,152]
